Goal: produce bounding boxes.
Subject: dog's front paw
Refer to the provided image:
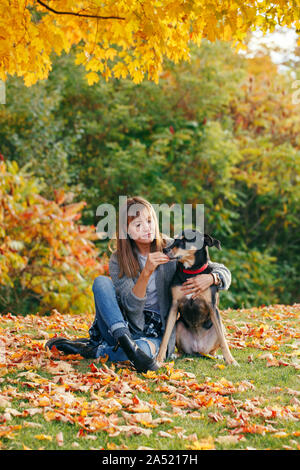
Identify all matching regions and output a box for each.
[156,361,164,369]
[224,355,240,367]
[156,354,165,366]
[230,358,240,367]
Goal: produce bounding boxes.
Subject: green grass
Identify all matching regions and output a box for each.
[0,304,299,450]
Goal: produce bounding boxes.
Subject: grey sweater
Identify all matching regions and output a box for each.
[108,238,231,358]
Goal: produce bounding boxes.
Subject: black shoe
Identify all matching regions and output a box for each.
[117,334,159,373]
[45,336,66,351]
[45,337,96,359]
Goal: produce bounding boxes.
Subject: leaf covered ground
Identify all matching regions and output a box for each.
[0,304,299,450]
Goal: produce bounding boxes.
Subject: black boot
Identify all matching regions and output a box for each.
[117,333,159,373]
[45,337,97,359]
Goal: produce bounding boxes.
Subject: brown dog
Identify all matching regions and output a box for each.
[156,230,238,367]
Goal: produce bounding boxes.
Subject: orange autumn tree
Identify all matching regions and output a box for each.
[0,160,108,315]
[1,0,300,87]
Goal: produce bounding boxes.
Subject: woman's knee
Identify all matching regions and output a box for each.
[92,275,113,292]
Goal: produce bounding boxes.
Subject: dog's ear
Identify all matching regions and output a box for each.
[204,234,221,250]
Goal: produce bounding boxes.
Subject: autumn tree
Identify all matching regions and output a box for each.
[2,38,299,308]
[0,160,108,315]
[1,0,300,87]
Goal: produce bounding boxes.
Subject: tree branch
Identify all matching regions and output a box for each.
[36,0,125,20]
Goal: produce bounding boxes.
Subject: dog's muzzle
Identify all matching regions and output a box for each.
[163,247,180,260]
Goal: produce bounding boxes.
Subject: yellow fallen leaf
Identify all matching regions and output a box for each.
[37,396,51,407]
[0,424,22,439]
[107,442,118,450]
[0,367,9,376]
[34,434,53,441]
[273,432,289,438]
[130,407,151,413]
[169,371,185,380]
[22,444,32,450]
[186,436,215,450]
[140,421,156,428]
[142,370,157,379]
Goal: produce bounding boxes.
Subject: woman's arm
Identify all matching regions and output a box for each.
[208,261,232,290]
[131,268,152,299]
[109,254,148,331]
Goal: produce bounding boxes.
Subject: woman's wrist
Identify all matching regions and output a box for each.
[142,266,153,278]
[132,267,151,299]
[211,272,221,286]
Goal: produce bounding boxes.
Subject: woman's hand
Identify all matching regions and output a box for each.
[143,251,169,277]
[180,274,214,299]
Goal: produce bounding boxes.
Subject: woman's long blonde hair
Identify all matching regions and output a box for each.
[108,196,169,279]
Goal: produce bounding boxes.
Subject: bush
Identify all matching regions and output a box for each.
[0,160,108,315]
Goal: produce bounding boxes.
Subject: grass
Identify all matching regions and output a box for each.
[0,304,299,450]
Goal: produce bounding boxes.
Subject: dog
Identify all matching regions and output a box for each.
[156,229,238,367]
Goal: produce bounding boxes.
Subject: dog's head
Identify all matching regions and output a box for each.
[177,296,213,329]
[163,229,221,268]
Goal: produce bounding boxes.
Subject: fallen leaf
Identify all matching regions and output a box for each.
[56,431,64,446]
[137,446,155,450]
[273,431,289,438]
[186,436,215,450]
[216,435,245,445]
[157,430,174,438]
[122,411,153,425]
[0,396,10,408]
[208,412,224,422]
[34,434,53,441]
[89,363,98,373]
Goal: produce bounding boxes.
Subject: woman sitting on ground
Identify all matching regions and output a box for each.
[45,196,232,372]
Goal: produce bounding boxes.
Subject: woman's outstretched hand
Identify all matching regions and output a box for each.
[143,251,170,277]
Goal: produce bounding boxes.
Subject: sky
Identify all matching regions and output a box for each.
[244,26,299,71]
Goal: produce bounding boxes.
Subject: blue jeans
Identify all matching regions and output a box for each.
[88,275,162,362]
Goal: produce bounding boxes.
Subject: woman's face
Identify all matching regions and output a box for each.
[127,207,155,245]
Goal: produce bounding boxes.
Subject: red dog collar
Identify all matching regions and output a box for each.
[181,262,209,274]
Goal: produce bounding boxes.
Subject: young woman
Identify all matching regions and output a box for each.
[45,196,232,373]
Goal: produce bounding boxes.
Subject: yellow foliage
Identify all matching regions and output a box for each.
[0,1,299,86]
